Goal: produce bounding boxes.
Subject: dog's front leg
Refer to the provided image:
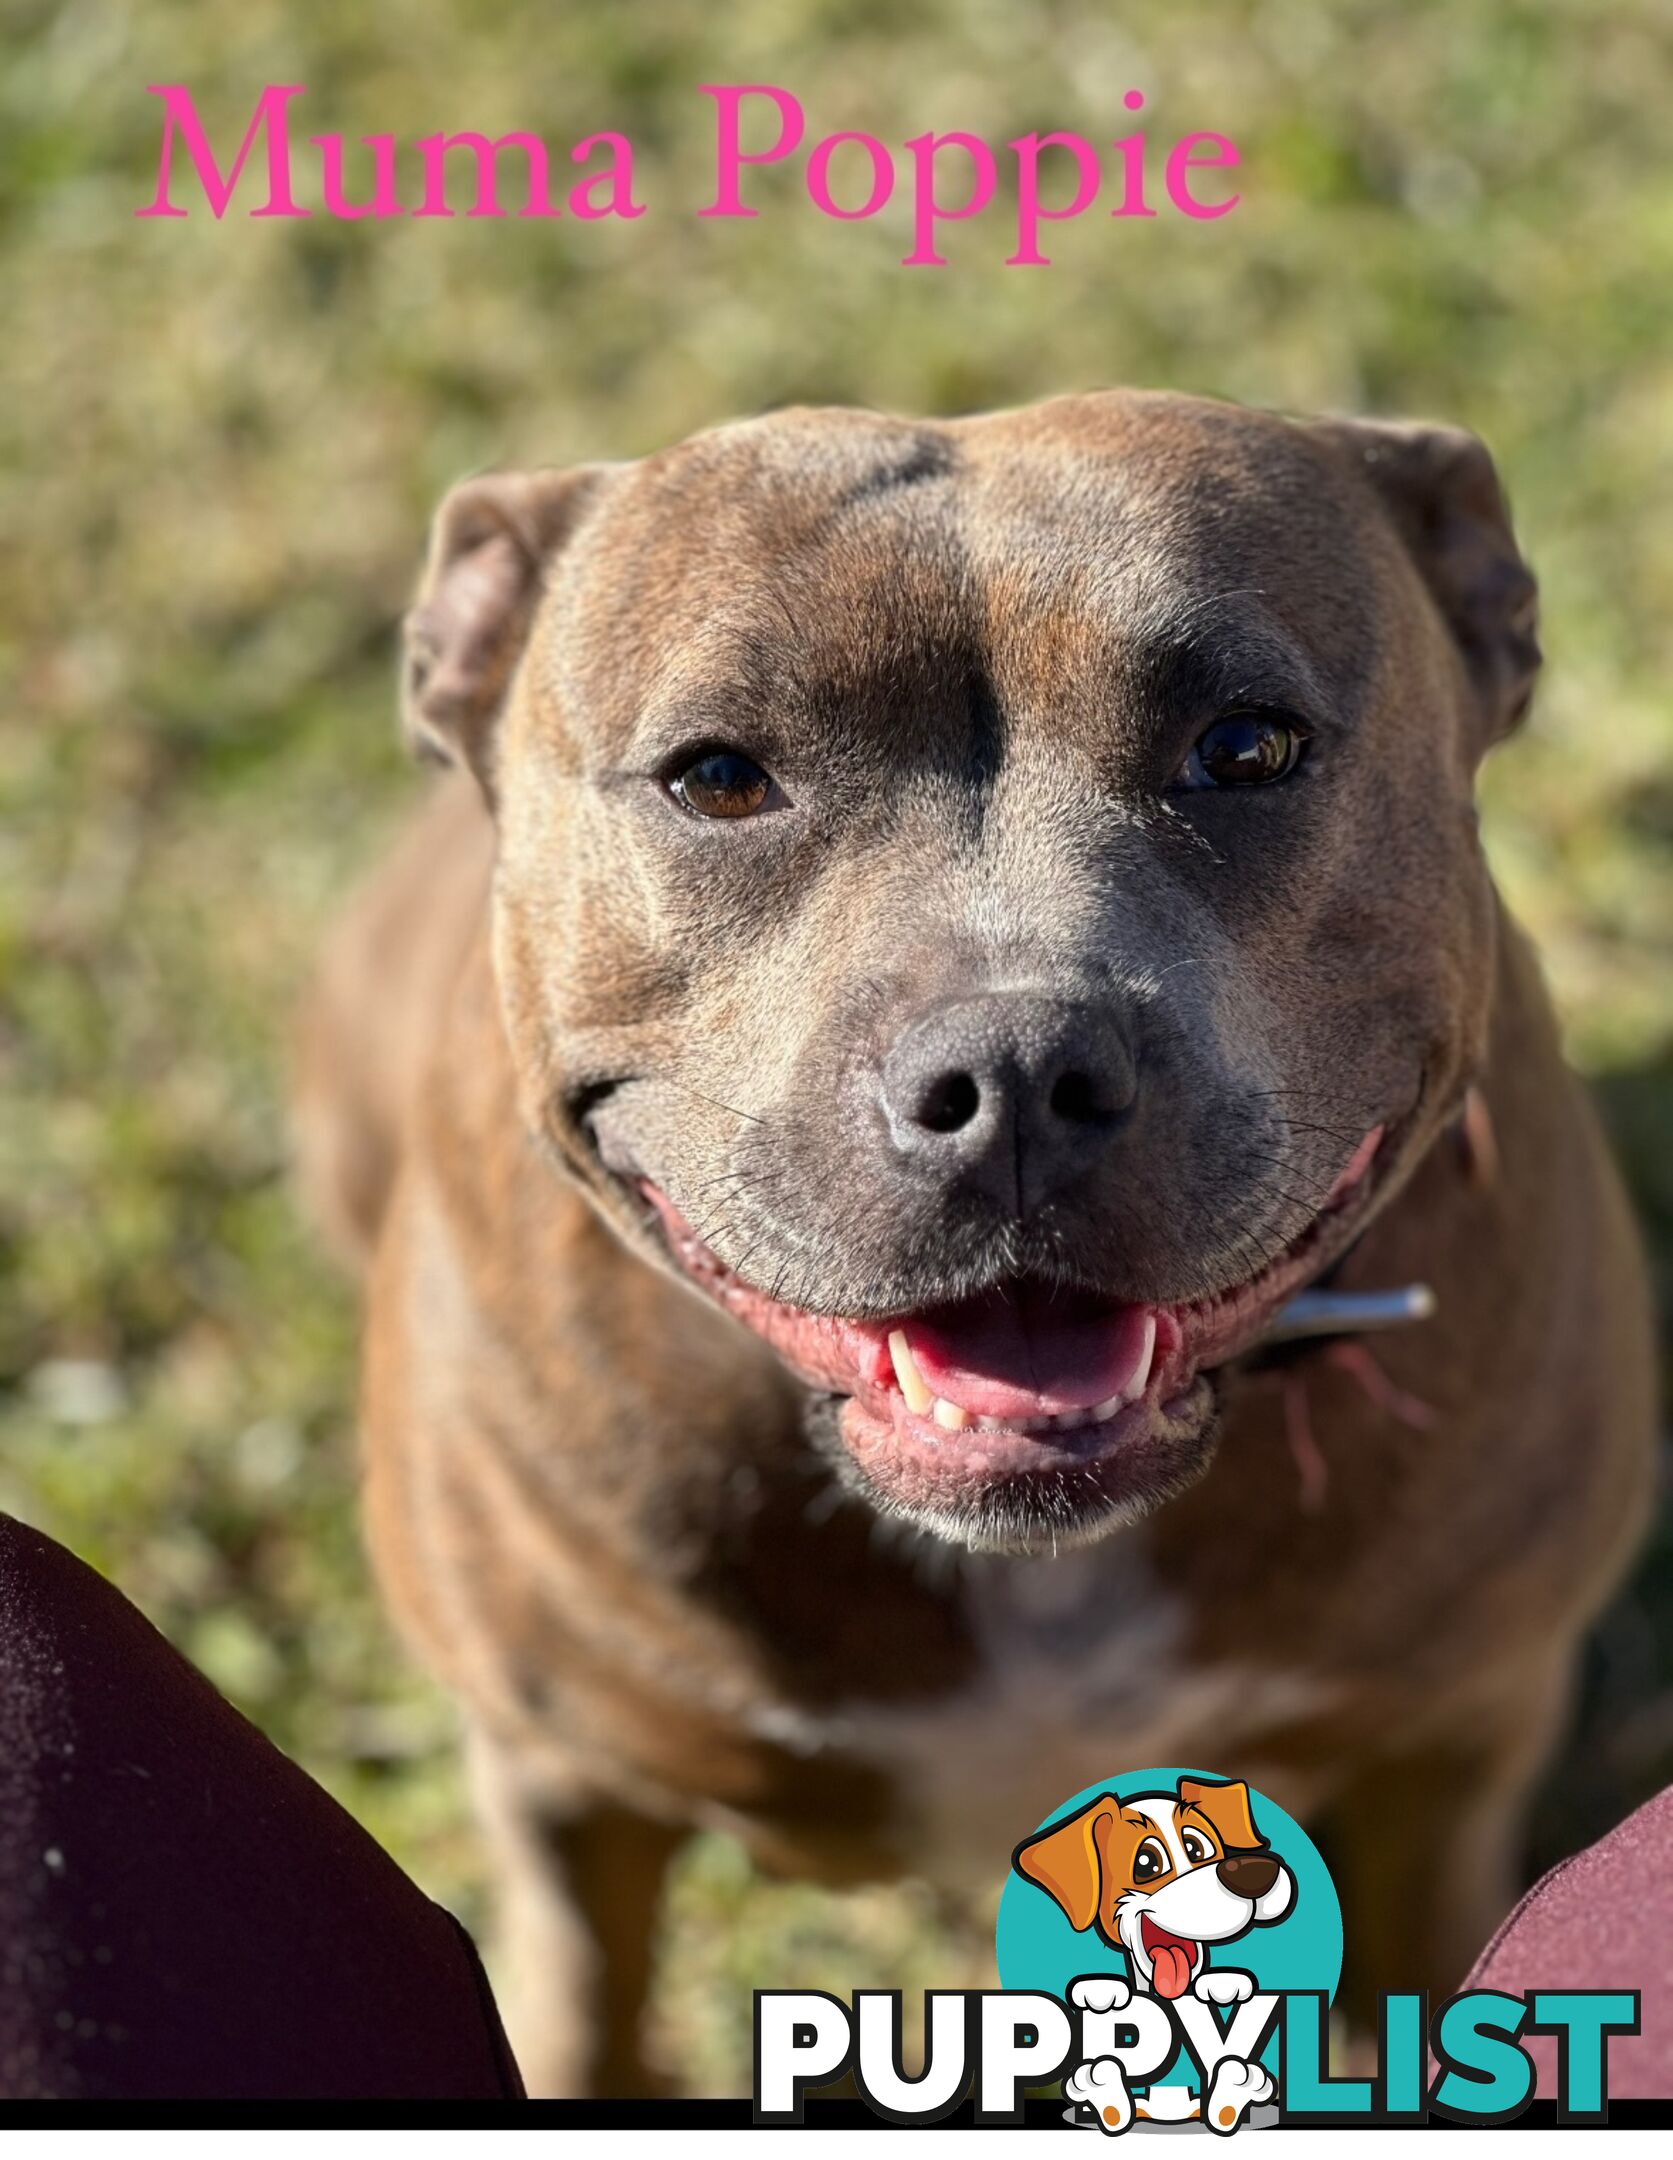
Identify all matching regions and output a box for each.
[470,1733,687,2098]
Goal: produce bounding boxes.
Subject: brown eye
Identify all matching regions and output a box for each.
[1182,713,1306,789]
[1132,1838,1169,1882]
[668,748,775,819]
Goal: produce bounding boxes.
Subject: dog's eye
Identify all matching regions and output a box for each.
[667,748,776,820]
[1180,1829,1214,1864]
[1180,712,1307,790]
[1132,1838,1169,1882]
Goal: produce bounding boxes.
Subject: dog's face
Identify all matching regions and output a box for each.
[403,391,1539,1551]
[1012,1776,1294,1998]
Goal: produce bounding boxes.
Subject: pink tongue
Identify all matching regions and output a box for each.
[1151,1943,1194,2000]
[901,1284,1156,1420]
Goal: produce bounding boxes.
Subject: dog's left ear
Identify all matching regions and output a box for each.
[402,466,612,792]
[1311,419,1540,755]
[1177,1777,1266,1853]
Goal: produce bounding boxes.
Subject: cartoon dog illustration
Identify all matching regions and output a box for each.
[1013,1776,1294,2001]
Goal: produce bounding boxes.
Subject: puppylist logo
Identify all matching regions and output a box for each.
[754,1768,1638,2129]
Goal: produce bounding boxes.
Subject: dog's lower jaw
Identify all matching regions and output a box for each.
[611,1124,1394,1548]
[803,1377,1223,1554]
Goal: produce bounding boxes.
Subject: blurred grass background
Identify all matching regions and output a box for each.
[1,0,1670,2093]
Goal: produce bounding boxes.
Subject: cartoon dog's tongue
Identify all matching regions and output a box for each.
[1152,1943,1194,1998]
[1143,1922,1197,2000]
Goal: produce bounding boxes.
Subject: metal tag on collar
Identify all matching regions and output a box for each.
[1260,1283,1437,1347]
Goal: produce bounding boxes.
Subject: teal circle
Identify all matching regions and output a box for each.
[995,1767,1342,2091]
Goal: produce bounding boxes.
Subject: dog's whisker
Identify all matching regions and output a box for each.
[1237,1148,1338,1200]
[664,1079,775,1126]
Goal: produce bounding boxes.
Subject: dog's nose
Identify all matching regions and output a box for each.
[880,993,1137,1209]
[1216,1852,1279,1900]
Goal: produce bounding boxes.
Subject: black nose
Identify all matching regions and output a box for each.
[1216,1852,1279,1900]
[880,993,1137,1210]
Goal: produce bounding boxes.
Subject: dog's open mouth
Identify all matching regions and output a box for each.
[637,1124,1385,1547]
[1139,1916,1203,2001]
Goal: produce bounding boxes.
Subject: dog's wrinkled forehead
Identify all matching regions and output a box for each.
[528,397,1389,772]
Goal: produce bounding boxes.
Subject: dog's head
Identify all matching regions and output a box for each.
[1012,1776,1294,1998]
[402,391,1538,1551]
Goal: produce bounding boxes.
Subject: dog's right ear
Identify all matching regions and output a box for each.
[401,467,611,789]
[1012,1797,1115,1933]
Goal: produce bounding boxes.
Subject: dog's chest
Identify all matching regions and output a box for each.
[746,1546,1338,1885]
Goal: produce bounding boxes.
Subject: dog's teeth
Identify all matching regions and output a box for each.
[944,1396,1150,1436]
[1119,1313,1159,1405]
[888,1329,934,1415]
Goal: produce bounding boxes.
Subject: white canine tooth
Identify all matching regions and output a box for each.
[1092,1394,1124,1422]
[1119,1313,1159,1406]
[888,1329,934,1415]
[933,1397,971,1431]
[975,1415,1010,1432]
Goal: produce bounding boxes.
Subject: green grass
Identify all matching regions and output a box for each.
[1,0,1669,2094]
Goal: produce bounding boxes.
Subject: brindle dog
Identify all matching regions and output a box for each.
[297,393,1655,2095]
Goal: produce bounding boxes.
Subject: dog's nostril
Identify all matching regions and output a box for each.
[1048,1068,1106,1125]
[917,1070,982,1134]
[882,993,1137,1174]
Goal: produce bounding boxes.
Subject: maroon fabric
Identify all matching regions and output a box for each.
[0,1513,523,2100]
[1467,1784,1673,2099]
